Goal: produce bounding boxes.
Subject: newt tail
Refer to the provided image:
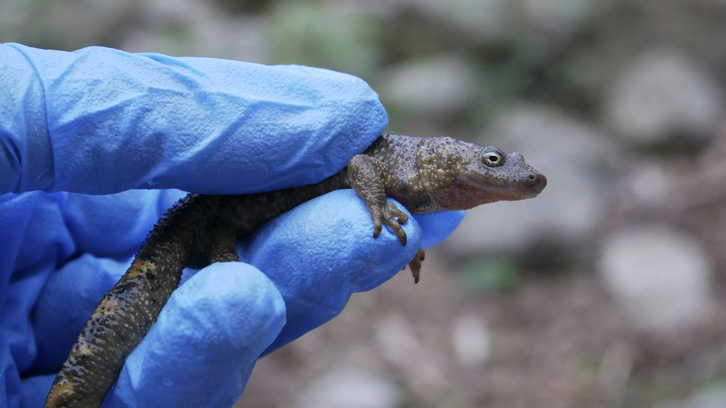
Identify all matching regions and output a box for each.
[45,134,546,408]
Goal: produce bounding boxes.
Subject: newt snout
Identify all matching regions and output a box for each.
[522,169,547,196]
[527,171,547,194]
[505,151,547,198]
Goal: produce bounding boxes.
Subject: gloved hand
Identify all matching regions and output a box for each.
[0,43,465,408]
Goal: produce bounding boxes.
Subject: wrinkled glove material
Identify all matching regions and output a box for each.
[0,43,387,195]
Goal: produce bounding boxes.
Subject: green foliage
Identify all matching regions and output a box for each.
[264,2,382,79]
[457,257,521,294]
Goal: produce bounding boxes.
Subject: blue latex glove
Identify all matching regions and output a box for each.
[0,44,465,408]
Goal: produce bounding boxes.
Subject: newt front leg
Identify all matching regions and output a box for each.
[347,154,410,246]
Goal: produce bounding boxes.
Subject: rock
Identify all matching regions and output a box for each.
[144,0,215,23]
[657,386,726,408]
[398,0,598,48]
[378,54,477,117]
[597,224,712,332]
[443,105,619,255]
[404,0,515,43]
[451,315,491,367]
[603,46,724,143]
[295,366,400,408]
[375,314,447,399]
[190,15,265,62]
[516,0,598,42]
[618,162,672,211]
[376,313,419,364]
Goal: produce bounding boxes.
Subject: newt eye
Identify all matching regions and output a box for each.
[481,150,504,167]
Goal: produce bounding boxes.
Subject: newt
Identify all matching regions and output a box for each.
[44,134,547,408]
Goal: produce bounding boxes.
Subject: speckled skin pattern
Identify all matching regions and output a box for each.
[44,134,546,408]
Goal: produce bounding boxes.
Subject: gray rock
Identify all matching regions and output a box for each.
[296,366,400,408]
[443,105,618,255]
[618,162,672,211]
[597,224,713,332]
[603,46,724,143]
[143,0,214,23]
[404,0,515,43]
[190,15,265,62]
[516,0,598,41]
[375,314,447,397]
[399,0,598,47]
[451,315,491,367]
[378,55,477,117]
[657,386,726,408]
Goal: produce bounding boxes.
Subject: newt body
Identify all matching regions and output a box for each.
[44,134,546,408]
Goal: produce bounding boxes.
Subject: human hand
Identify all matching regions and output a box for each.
[0,44,464,408]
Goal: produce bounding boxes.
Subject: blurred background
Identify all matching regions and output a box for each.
[4,0,726,407]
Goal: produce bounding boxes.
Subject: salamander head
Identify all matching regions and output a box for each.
[416,137,547,211]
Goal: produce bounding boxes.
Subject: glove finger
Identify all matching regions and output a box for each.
[3,192,74,273]
[1,192,72,380]
[30,190,182,371]
[5,44,388,195]
[31,253,131,372]
[413,210,466,248]
[242,189,422,353]
[1,190,182,272]
[107,262,285,408]
[63,189,185,257]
